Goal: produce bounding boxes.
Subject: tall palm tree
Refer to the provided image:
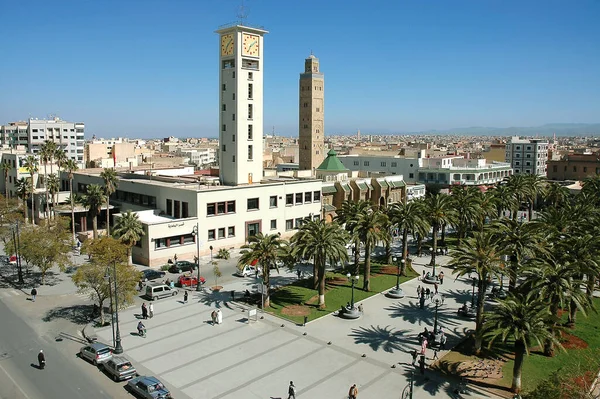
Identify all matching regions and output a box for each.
[544,182,570,209]
[450,185,481,244]
[46,173,60,222]
[489,184,518,219]
[335,200,371,275]
[54,148,68,177]
[82,184,105,239]
[238,233,287,308]
[100,168,118,235]
[40,140,57,219]
[64,159,78,241]
[379,204,395,265]
[112,210,145,265]
[581,175,600,206]
[354,207,388,292]
[0,161,12,204]
[15,177,29,223]
[483,291,562,394]
[523,174,546,221]
[424,193,454,267]
[23,155,38,225]
[449,228,502,353]
[474,189,499,232]
[390,200,428,275]
[505,174,530,220]
[291,220,348,307]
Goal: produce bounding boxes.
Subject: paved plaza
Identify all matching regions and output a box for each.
[96,253,502,399]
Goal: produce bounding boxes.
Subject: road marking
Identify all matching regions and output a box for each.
[0,361,34,399]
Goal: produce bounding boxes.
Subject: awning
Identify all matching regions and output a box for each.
[357,182,368,191]
[340,183,351,192]
[389,180,406,188]
[377,180,389,188]
[323,204,336,212]
[322,185,337,194]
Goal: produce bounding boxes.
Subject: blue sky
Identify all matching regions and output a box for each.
[1,0,598,138]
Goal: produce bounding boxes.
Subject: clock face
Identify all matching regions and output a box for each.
[220,34,234,56]
[242,33,259,57]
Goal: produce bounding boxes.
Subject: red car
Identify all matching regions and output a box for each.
[177,275,206,287]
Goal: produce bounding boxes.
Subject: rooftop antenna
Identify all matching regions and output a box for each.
[237,0,248,26]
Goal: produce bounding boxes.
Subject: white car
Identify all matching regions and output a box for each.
[235,265,257,277]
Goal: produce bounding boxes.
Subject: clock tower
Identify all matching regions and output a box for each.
[298,54,325,174]
[216,24,268,186]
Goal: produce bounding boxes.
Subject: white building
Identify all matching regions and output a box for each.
[0,117,85,165]
[338,153,422,183]
[178,147,217,167]
[505,137,549,176]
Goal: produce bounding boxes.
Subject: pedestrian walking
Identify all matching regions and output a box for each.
[297,269,301,279]
[149,303,154,318]
[141,303,148,319]
[411,349,418,366]
[419,355,426,375]
[30,288,37,302]
[433,348,439,360]
[439,271,444,284]
[348,383,358,399]
[440,293,445,305]
[138,280,143,291]
[183,291,188,303]
[422,270,425,280]
[440,333,447,350]
[416,285,421,298]
[425,287,431,299]
[211,310,217,326]
[434,283,438,295]
[288,381,296,399]
[216,309,223,324]
[419,295,426,309]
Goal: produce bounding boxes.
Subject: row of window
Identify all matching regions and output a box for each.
[285,215,320,231]
[114,190,158,209]
[552,165,600,173]
[166,199,189,218]
[155,233,195,249]
[353,160,399,167]
[207,201,236,216]
[206,192,320,216]
[208,226,235,240]
[32,128,78,133]
[220,72,253,90]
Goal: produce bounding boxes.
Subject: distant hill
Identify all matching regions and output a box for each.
[412,123,600,137]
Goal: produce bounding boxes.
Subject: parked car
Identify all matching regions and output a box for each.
[127,376,172,399]
[101,355,137,382]
[177,274,206,287]
[141,269,166,282]
[79,342,113,366]
[168,261,197,274]
[145,283,178,301]
[235,264,257,277]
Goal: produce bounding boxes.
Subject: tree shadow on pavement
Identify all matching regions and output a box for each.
[438,288,474,306]
[43,304,94,325]
[384,301,462,332]
[348,325,414,353]
[196,289,230,309]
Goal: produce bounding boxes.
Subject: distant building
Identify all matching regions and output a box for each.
[0,117,85,165]
[547,152,600,181]
[505,137,548,176]
[298,54,325,174]
[85,137,138,168]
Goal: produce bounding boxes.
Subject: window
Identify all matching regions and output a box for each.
[409,173,414,178]
[286,219,293,230]
[247,198,259,210]
[248,125,253,140]
[218,228,225,239]
[553,165,558,172]
[304,192,312,202]
[573,166,577,172]
[515,161,520,166]
[248,83,253,99]
[222,84,226,91]
[222,104,226,111]
[526,154,531,158]
[295,193,303,204]
[286,194,293,205]
[217,202,226,214]
[232,93,235,100]
[313,191,321,201]
[227,201,236,213]
[295,218,303,228]
[353,161,359,166]
[269,196,277,208]
[364,161,370,166]
[381,162,386,167]
[391,162,397,167]
[583,167,587,173]
[270,219,277,230]
[232,114,235,121]
[248,104,253,119]
[208,230,216,240]
[222,144,226,152]
[248,145,253,160]
[515,154,520,158]
[248,72,253,80]
[222,124,226,131]
[166,199,173,216]
[232,71,235,78]
[232,134,236,142]
[228,226,235,237]
[316,108,320,112]
[207,203,216,216]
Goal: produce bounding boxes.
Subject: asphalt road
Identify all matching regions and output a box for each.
[0,299,116,399]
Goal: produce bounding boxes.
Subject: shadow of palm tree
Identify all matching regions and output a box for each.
[43,304,94,325]
[384,301,462,331]
[269,287,310,309]
[348,325,414,353]
[195,289,230,308]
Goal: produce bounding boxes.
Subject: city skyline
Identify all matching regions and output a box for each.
[1,0,599,138]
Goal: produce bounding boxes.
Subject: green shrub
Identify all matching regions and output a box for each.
[217,248,230,260]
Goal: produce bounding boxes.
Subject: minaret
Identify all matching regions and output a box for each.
[298,54,325,174]
[216,24,268,185]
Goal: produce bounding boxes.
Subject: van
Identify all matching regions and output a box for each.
[145,283,178,301]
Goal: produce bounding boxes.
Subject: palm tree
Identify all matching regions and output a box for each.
[16,177,29,223]
[354,207,388,291]
[23,155,39,225]
[291,220,348,308]
[46,173,60,222]
[335,200,371,276]
[238,233,287,308]
[474,189,499,232]
[0,161,12,204]
[523,174,546,221]
[483,291,562,394]
[449,229,502,353]
[423,193,454,268]
[505,174,530,220]
[544,182,570,209]
[100,168,118,235]
[450,186,481,244]
[389,200,428,275]
[489,184,518,219]
[54,148,68,177]
[581,175,600,206]
[40,140,57,219]
[112,210,145,265]
[82,184,105,239]
[379,204,395,265]
[64,159,78,241]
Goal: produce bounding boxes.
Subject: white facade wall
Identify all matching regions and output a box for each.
[505,137,549,176]
[28,118,85,164]
[338,155,422,183]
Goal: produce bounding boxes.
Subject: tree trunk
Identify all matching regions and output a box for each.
[567,298,577,327]
[31,182,35,225]
[544,303,558,357]
[128,247,133,266]
[401,229,409,275]
[511,341,526,393]
[430,225,438,266]
[92,216,98,239]
[105,197,110,235]
[313,262,318,289]
[474,279,486,354]
[43,163,49,220]
[318,262,326,309]
[440,223,446,247]
[353,238,360,276]
[363,241,371,291]
[586,275,596,305]
[508,255,517,292]
[385,239,392,265]
[99,299,105,326]
[70,178,76,244]
[416,233,422,257]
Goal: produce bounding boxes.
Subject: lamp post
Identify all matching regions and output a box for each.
[105,264,123,354]
[471,277,477,308]
[346,273,360,309]
[105,271,115,347]
[192,223,201,291]
[433,297,441,333]
[209,245,213,262]
[387,257,405,298]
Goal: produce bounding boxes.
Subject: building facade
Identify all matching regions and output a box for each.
[298,54,325,174]
[216,24,268,186]
[547,153,600,181]
[505,137,548,176]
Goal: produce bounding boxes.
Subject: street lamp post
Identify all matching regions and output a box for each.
[346,273,359,309]
[433,297,441,333]
[209,246,213,262]
[105,263,123,354]
[105,272,115,347]
[387,257,405,298]
[192,223,201,291]
[471,277,477,308]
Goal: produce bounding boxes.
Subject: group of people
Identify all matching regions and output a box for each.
[286,381,358,399]
[420,270,445,284]
[417,327,447,350]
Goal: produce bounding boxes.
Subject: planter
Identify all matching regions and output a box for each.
[211,286,223,292]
